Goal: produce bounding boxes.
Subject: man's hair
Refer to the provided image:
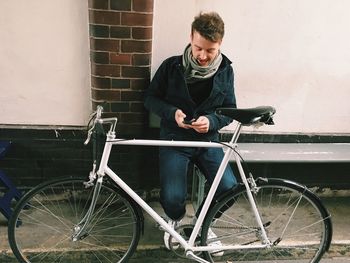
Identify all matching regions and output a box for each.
[191,12,225,42]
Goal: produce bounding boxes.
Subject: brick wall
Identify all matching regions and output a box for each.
[88,0,153,137]
[87,0,157,191]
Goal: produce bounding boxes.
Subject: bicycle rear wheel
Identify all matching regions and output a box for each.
[8,176,142,263]
[201,178,332,263]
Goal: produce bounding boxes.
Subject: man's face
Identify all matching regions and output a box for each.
[190,30,221,67]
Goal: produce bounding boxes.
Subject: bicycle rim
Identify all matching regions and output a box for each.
[8,177,141,263]
[201,180,331,263]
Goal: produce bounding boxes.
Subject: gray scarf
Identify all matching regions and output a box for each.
[182,44,222,83]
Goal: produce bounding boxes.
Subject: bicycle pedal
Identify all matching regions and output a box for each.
[168,238,180,251]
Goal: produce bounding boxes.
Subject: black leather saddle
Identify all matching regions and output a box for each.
[216,106,276,125]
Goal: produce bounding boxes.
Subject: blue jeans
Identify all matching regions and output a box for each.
[159,146,237,220]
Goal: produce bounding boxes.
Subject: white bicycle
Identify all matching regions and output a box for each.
[8,105,332,262]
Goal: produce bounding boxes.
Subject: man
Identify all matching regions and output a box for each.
[144,12,237,251]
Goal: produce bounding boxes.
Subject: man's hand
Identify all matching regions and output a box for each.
[190,116,210,133]
[175,109,191,129]
[175,110,210,133]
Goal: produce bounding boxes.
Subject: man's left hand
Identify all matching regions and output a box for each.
[190,116,210,133]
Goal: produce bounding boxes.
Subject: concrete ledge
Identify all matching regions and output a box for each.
[236,143,350,162]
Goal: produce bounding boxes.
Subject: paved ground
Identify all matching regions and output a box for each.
[0,191,349,262]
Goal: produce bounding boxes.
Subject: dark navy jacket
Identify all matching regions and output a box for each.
[144,54,236,141]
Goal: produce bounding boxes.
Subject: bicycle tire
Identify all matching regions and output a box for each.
[201,178,332,263]
[8,176,142,263]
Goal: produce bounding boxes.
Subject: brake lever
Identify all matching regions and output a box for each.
[84,106,104,145]
[84,128,93,145]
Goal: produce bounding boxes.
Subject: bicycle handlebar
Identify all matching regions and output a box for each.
[84,106,118,145]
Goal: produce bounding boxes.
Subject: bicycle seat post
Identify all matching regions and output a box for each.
[227,121,243,145]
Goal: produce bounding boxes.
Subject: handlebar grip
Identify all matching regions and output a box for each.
[84,105,104,145]
[84,132,92,145]
[96,105,103,118]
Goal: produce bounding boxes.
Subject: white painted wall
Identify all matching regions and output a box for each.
[0,0,91,126]
[152,0,350,134]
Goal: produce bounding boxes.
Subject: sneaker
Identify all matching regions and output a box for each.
[207,227,224,257]
[163,219,180,250]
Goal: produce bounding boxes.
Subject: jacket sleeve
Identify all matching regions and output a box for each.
[144,59,178,122]
[206,65,237,132]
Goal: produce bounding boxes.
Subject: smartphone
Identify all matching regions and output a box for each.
[183,119,196,125]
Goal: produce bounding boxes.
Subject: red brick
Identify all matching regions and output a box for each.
[92,64,120,77]
[92,89,121,101]
[121,13,153,26]
[132,27,152,40]
[90,10,120,25]
[133,54,151,66]
[122,66,150,78]
[111,0,131,11]
[121,40,152,53]
[110,26,131,38]
[91,76,111,89]
[121,90,144,101]
[89,24,109,38]
[91,51,110,64]
[88,0,108,10]
[131,79,150,90]
[110,53,132,65]
[133,0,154,12]
[112,79,130,89]
[90,38,119,52]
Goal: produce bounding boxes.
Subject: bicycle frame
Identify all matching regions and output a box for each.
[80,117,272,263]
[9,104,332,263]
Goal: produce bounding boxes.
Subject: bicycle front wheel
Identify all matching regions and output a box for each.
[201,178,332,263]
[8,177,142,263]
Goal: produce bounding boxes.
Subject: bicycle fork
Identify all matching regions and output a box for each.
[71,167,103,242]
[72,132,115,241]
